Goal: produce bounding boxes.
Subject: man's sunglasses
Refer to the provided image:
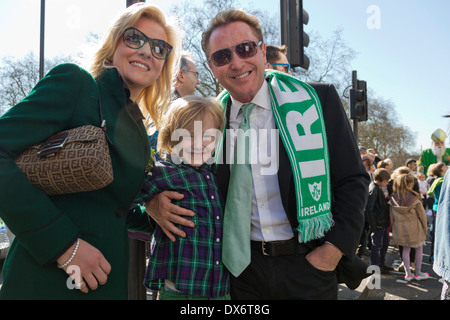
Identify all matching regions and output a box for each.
[123,27,173,60]
[208,41,263,67]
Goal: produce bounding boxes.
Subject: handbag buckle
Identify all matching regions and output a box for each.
[37,132,69,158]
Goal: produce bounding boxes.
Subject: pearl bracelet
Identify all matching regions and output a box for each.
[58,238,80,269]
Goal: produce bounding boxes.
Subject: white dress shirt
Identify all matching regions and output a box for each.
[229,80,294,242]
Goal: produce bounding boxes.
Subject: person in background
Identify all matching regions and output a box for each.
[366,168,392,274]
[385,158,394,172]
[432,114,450,299]
[0,3,180,299]
[428,162,449,212]
[173,51,201,99]
[418,128,450,177]
[406,158,418,175]
[377,159,391,171]
[417,172,428,209]
[425,164,438,210]
[390,167,428,281]
[427,162,448,263]
[368,148,381,168]
[434,169,450,299]
[362,155,374,180]
[265,44,292,75]
[357,154,375,258]
[387,166,419,273]
[147,51,201,162]
[359,146,368,157]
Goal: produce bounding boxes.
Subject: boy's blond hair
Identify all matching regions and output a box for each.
[158,96,225,156]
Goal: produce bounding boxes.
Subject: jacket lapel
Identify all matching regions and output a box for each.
[216,99,232,199]
[277,124,294,219]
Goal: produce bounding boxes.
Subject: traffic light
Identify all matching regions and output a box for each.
[350,71,368,122]
[280,0,310,70]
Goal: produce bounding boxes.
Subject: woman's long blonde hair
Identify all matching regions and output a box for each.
[89,3,181,128]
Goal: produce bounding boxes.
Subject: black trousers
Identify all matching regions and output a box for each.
[230,245,338,300]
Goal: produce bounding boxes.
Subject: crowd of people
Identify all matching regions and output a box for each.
[358,126,450,298]
[0,2,448,301]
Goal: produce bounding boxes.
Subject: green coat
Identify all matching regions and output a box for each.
[0,64,151,299]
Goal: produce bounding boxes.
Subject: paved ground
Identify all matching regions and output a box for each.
[339,237,442,300]
[2,237,444,300]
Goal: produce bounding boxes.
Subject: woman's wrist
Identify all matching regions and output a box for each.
[57,238,80,269]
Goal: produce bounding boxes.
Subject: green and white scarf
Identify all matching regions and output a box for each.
[217,70,333,243]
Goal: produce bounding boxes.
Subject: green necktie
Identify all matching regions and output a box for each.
[222,103,255,277]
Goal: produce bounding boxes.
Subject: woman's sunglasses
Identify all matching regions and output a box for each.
[208,41,263,67]
[123,27,173,60]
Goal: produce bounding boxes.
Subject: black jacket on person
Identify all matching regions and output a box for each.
[366,181,390,231]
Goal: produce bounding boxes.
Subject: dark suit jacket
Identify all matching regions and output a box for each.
[216,79,369,260]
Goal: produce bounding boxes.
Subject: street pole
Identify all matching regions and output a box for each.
[39,0,45,80]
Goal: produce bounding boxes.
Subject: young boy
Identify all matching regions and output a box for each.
[366,168,392,273]
[131,95,229,300]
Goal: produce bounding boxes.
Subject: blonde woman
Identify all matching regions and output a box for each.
[0,3,180,299]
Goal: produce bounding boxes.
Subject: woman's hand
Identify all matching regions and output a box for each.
[145,191,195,242]
[57,239,111,294]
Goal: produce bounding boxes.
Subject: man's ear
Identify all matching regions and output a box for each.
[177,70,185,83]
[207,62,218,80]
[262,42,267,64]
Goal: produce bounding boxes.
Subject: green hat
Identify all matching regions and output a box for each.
[431,129,447,142]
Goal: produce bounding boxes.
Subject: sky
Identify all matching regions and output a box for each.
[0,0,449,154]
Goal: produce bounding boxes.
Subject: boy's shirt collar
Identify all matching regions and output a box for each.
[166,154,215,171]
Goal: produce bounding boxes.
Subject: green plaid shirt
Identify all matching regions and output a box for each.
[133,156,229,298]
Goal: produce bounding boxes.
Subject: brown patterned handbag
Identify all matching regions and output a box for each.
[15,84,113,195]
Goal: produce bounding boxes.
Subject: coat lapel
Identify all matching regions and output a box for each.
[277,128,293,216]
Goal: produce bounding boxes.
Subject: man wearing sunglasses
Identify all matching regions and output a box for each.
[148,9,369,300]
[173,51,201,99]
[266,44,292,75]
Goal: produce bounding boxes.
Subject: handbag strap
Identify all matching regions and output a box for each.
[95,82,113,145]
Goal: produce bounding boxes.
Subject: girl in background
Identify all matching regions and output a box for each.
[390,167,428,281]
